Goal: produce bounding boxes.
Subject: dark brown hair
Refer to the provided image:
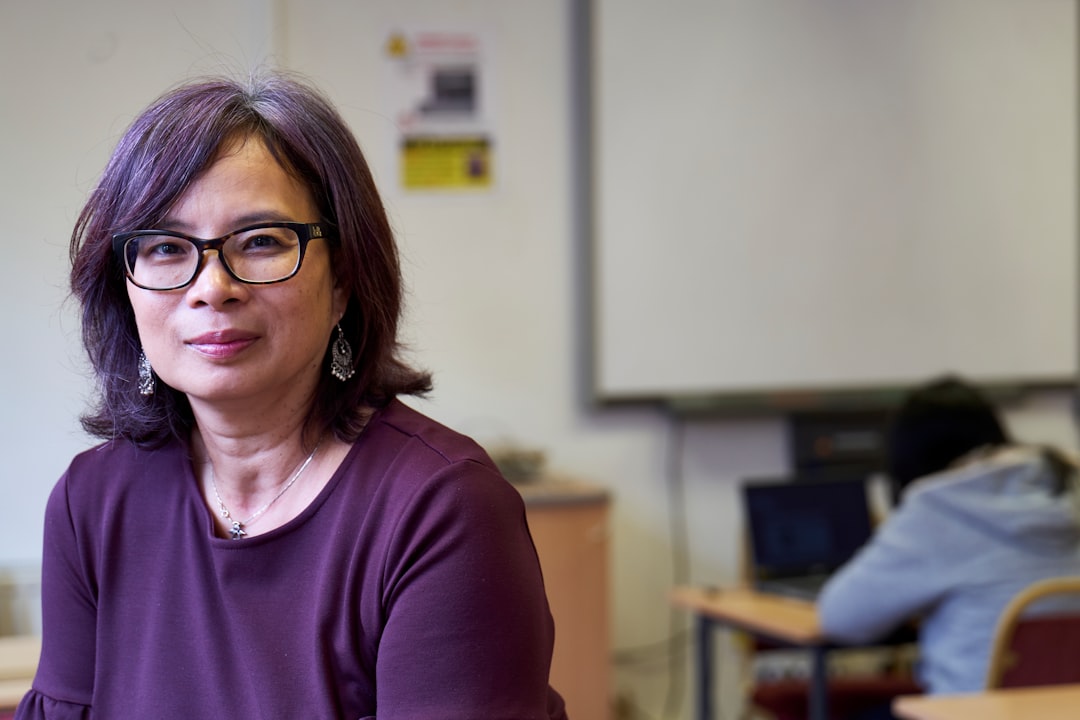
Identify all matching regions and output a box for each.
[885,375,1009,501]
[71,70,431,446]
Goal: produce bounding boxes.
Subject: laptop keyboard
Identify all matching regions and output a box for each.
[757,573,832,601]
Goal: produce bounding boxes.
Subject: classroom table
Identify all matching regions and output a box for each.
[892,684,1080,720]
[0,635,39,711]
[670,585,831,720]
[0,678,30,711]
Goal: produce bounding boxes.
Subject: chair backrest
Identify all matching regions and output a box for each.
[985,576,1080,689]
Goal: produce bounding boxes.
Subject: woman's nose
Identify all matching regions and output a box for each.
[185,250,247,306]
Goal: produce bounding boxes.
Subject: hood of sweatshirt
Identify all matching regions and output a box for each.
[903,446,1080,553]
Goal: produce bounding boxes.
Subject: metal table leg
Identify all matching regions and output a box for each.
[809,645,830,720]
[696,614,713,720]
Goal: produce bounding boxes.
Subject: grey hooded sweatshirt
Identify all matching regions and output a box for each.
[818,445,1080,694]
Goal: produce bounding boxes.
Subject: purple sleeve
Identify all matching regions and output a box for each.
[15,475,94,719]
[374,460,568,720]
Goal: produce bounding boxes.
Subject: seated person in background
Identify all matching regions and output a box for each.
[818,375,1080,696]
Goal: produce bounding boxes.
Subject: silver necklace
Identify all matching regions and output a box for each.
[209,443,320,540]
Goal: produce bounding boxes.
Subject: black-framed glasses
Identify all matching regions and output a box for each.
[112,221,333,291]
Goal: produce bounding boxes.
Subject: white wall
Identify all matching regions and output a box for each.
[0,0,276,560]
[1,2,1077,719]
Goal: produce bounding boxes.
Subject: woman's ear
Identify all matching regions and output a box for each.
[331,278,349,322]
[335,298,348,322]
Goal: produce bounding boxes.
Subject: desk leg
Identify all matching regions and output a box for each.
[696,615,713,720]
[809,646,829,720]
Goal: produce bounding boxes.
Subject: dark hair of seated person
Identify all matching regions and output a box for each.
[886,375,1076,505]
[885,375,1010,504]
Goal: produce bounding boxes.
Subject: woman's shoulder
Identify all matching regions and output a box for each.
[65,435,183,475]
[352,400,519,512]
[57,436,189,510]
[895,444,1079,545]
[366,399,499,472]
[904,445,1050,500]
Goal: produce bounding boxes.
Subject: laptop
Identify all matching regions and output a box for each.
[741,475,873,601]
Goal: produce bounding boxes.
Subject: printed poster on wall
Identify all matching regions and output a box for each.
[384,27,495,191]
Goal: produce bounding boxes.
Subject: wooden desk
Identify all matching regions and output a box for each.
[0,678,31,711]
[0,635,39,710]
[671,586,830,720]
[893,684,1080,720]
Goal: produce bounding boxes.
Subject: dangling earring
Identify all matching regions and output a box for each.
[330,324,355,381]
[138,349,156,396]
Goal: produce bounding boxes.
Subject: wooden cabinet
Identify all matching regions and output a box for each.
[519,480,611,720]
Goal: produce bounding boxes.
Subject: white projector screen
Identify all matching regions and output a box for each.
[589,0,1077,410]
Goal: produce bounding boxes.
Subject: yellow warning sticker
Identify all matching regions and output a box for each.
[401,137,493,190]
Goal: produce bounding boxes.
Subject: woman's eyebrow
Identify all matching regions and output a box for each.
[157,210,297,234]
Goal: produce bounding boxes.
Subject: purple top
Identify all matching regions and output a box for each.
[16,400,568,719]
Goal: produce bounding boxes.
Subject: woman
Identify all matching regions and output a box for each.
[818,376,1080,702]
[17,71,567,719]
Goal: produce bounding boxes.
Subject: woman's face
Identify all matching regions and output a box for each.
[127,136,346,414]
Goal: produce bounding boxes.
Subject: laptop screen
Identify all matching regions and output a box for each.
[742,476,873,580]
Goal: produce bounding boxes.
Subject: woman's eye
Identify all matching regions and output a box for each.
[247,234,281,249]
[234,229,297,254]
[143,240,186,258]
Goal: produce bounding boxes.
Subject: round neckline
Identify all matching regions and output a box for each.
[181,415,379,547]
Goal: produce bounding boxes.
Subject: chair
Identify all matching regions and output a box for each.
[985,575,1080,689]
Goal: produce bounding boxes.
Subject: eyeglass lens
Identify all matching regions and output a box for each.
[124,226,302,289]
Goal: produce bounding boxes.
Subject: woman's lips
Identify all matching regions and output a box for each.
[186,331,258,359]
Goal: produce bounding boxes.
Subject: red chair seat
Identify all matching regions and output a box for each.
[996,613,1080,688]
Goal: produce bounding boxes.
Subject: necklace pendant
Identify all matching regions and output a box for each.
[229,521,246,540]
